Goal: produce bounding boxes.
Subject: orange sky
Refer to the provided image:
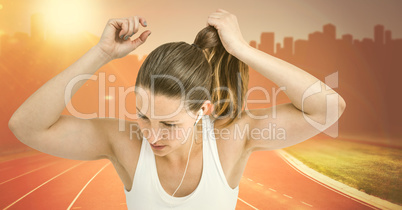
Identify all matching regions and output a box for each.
[0,0,401,58]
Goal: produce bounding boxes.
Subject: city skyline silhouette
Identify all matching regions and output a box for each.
[1,12,401,154]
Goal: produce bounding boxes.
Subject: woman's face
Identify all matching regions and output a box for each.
[135,88,200,156]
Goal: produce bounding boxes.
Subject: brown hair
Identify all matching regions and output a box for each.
[135,26,249,128]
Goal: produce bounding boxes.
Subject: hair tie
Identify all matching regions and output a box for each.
[192,43,201,50]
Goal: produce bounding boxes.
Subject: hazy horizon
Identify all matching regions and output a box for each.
[1,0,401,58]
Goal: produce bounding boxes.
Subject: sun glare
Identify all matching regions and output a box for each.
[43,0,90,35]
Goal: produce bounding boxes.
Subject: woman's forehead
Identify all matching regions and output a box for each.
[136,93,188,118]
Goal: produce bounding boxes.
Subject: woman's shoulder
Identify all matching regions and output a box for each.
[210,114,249,141]
[210,115,249,157]
[109,119,143,167]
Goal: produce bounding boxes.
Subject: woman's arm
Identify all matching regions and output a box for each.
[233,44,346,116]
[207,9,346,152]
[9,45,111,131]
[235,42,346,151]
[8,17,151,160]
[7,45,117,160]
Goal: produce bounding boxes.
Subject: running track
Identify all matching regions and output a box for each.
[0,150,377,209]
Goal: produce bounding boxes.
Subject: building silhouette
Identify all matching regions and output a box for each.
[374,24,384,46]
[323,23,336,40]
[258,32,275,55]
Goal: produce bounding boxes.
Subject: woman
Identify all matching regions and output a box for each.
[8,9,346,209]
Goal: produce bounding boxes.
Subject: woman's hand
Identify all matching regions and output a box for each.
[96,16,151,60]
[206,9,248,56]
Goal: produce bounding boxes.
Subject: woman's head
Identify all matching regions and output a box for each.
[135,35,212,117]
[134,26,249,154]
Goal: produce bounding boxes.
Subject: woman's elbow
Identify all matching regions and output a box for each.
[8,117,36,145]
[339,95,346,112]
[8,116,20,133]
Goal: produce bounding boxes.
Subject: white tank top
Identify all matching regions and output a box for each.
[124,115,240,209]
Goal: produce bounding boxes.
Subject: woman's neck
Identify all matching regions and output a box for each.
[156,121,203,166]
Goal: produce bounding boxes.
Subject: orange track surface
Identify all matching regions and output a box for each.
[0,151,376,209]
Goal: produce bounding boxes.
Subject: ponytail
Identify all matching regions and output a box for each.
[136,26,248,129]
[193,26,249,128]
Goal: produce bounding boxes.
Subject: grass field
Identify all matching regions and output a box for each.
[283,137,402,205]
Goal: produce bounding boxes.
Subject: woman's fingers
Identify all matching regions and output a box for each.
[132,16,140,37]
[216,8,230,13]
[207,17,217,28]
[206,9,233,27]
[207,12,224,27]
[207,10,236,29]
[117,16,148,40]
[207,15,222,28]
[138,16,148,27]
[124,17,134,40]
[98,15,150,60]
[117,18,129,38]
[130,30,152,49]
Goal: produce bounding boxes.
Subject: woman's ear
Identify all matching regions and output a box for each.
[201,100,214,115]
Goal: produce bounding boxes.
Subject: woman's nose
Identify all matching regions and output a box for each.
[144,127,164,144]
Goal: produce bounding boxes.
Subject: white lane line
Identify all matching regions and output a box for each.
[269,188,276,192]
[257,183,263,186]
[67,162,111,210]
[301,201,313,207]
[238,197,259,210]
[0,161,59,185]
[283,194,293,199]
[3,161,85,210]
[247,178,253,182]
